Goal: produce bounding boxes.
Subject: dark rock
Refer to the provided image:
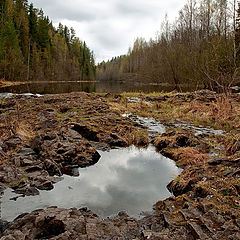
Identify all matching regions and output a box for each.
[62,165,79,176]
[203,209,225,226]
[195,186,209,198]
[24,165,43,173]
[11,180,27,190]
[77,150,101,168]
[0,220,9,234]
[30,135,42,154]
[187,222,209,239]
[208,157,240,167]
[59,106,71,113]
[18,147,36,156]
[20,158,34,167]
[161,211,173,228]
[0,207,141,239]
[167,179,194,197]
[14,185,39,196]
[31,127,101,174]
[71,123,99,142]
[39,111,58,129]
[35,218,66,239]
[0,183,6,191]
[176,135,191,147]
[2,135,26,151]
[44,159,62,176]
[118,211,129,218]
[42,132,58,141]
[32,177,54,191]
[11,147,38,168]
[0,165,22,183]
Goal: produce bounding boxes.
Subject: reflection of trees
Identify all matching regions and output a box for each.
[1,82,97,94]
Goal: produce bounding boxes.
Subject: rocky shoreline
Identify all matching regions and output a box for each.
[0,91,240,239]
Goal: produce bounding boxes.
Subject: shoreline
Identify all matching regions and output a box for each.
[0,80,98,88]
[0,79,26,88]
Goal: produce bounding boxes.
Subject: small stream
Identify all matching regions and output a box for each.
[123,113,166,138]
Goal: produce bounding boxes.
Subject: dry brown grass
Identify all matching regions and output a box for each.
[184,96,234,122]
[161,95,238,131]
[133,129,149,147]
[173,147,209,166]
[159,146,209,167]
[154,135,173,148]
[15,121,35,139]
[225,134,240,156]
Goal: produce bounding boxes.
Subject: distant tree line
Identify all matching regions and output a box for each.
[97,0,240,92]
[0,0,96,82]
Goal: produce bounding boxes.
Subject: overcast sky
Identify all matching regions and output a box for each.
[30,0,186,62]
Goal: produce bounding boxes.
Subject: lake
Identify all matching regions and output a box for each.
[0,81,197,94]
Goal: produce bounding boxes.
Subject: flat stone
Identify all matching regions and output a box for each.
[32,178,54,191]
[187,222,209,240]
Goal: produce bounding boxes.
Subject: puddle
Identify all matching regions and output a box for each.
[1,145,180,222]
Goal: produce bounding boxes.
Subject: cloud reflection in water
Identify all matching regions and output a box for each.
[2,145,181,221]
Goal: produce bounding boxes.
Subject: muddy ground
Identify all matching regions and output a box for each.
[0,90,239,239]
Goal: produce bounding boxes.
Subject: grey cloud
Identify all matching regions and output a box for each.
[115,0,161,17]
[31,1,98,22]
[30,0,186,62]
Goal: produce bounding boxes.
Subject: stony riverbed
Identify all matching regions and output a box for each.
[0,91,239,239]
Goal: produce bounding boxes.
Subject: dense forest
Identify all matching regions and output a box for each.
[97,0,240,91]
[0,0,96,82]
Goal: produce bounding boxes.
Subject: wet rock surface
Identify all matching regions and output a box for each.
[1,207,141,239]
[1,195,240,240]
[0,91,240,239]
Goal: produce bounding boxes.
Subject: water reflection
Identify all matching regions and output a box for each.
[0,81,96,94]
[1,145,180,221]
[0,81,196,94]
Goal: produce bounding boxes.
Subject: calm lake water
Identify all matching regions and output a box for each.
[1,145,181,221]
[0,81,197,94]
